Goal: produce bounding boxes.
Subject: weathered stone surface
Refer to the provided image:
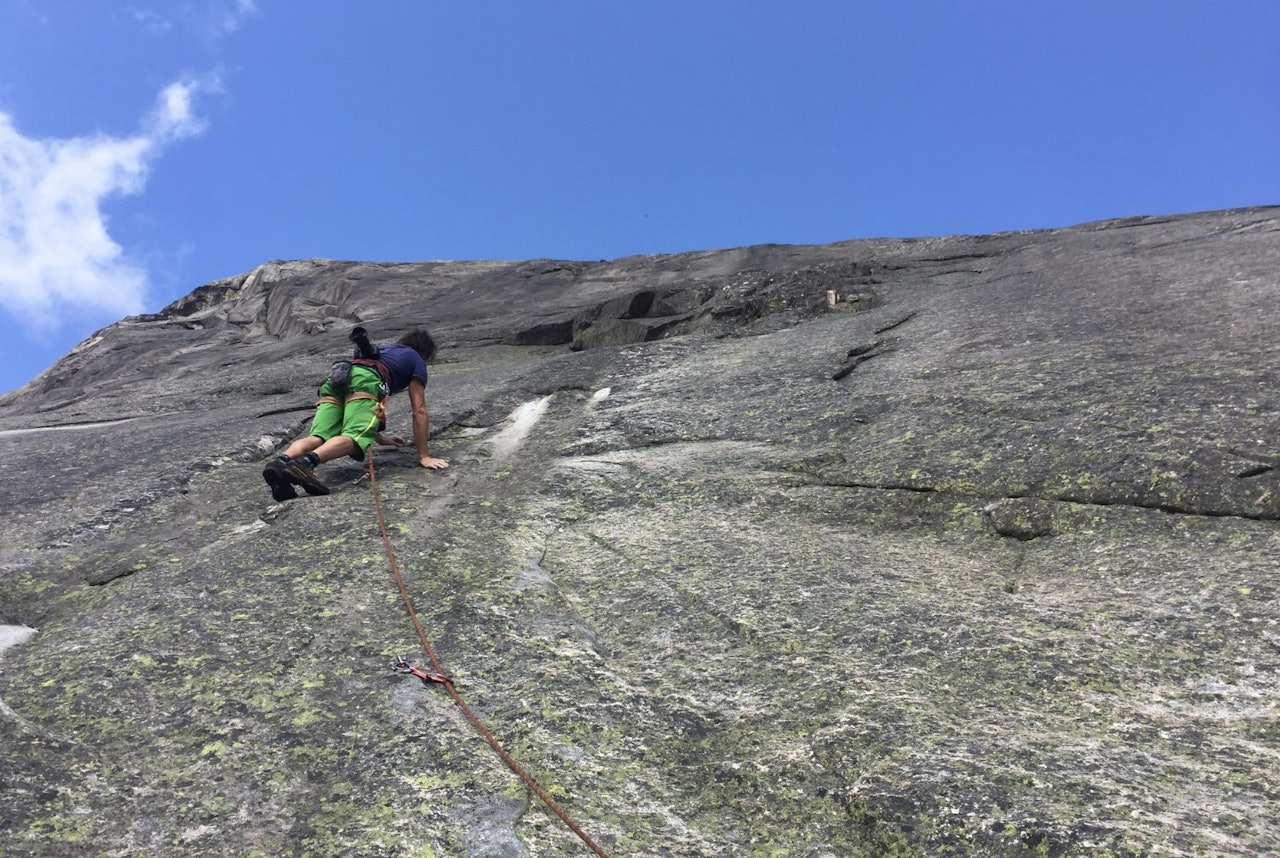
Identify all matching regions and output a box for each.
[1,208,1278,856]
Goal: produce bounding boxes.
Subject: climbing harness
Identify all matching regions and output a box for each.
[316,360,389,440]
[322,361,390,401]
[315,390,385,410]
[367,449,612,858]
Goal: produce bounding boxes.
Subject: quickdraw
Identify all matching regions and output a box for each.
[392,657,450,687]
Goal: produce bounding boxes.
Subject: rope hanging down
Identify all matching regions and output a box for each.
[366,450,612,858]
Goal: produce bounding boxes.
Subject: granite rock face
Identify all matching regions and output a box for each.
[1,208,1279,857]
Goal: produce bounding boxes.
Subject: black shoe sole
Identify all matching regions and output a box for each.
[282,460,331,496]
[263,460,298,501]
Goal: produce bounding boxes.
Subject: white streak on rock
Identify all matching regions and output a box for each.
[488,396,552,460]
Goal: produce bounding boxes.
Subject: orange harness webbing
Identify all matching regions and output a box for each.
[316,391,384,407]
[317,391,388,439]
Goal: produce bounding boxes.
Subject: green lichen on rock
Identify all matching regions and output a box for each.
[1,208,1279,855]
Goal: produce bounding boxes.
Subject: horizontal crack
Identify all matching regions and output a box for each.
[1047,492,1279,523]
[807,479,1280,523]
[1237,465,1274,479]
[0,417,141,437]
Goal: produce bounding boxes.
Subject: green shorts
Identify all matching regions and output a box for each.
[309,366,385,460]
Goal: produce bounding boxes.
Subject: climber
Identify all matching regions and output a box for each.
[262,328,448,501]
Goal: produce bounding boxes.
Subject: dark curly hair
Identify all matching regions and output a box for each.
[398,329,438,364]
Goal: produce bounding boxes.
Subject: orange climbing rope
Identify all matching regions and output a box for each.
[366,450,612,858]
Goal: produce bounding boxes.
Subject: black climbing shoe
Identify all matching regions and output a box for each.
[281,453,331,496]
[263,456,298,501]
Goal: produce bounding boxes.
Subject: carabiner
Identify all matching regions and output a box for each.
[392,656,450,686]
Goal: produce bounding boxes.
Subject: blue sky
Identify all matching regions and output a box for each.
[0,1,1276,394]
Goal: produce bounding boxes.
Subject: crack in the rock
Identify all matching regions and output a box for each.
[833,341,890,381]
[1046,491,1280,523]
[807,478,1280,523]
[874,312,918,335]
[925,268,984,279]
[255,403,315,418]
[1237,465,1274,479]
[0,416,142,437]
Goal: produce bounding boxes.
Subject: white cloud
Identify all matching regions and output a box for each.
[0,77,217,329]
[150,77,216,141]
[130,8,173,35]
[130,1,258,42]
[202,0,259,41]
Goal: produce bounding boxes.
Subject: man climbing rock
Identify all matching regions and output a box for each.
[262,328,448,501]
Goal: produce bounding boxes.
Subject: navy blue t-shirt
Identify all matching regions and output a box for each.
[375,343,428,395]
